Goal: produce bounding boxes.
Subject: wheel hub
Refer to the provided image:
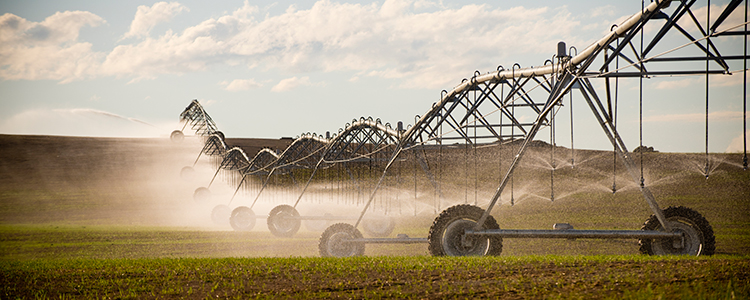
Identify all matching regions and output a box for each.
[236,212,253,227]
[443,219,488,256]
[327,232,357,257]
[652,218,703,255]
[274,212,296,231]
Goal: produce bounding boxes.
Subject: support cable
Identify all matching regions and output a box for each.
[499,83,505,206]
[474,93,478,206]
[744,0,748,171]
[413,150,418,215]
[613,35,621,194]
[569,83,575,169]
[438,113,442,213]
[705,0,711,179]
[465,104,469,204]
[510,64,520,206]
[550,97,556,203]
[639,0,645,188]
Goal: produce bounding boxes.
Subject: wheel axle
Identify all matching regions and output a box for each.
[464,229,683,240]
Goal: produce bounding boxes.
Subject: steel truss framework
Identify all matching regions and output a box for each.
[230,118,404,210]
[178,99,220,137]
[327,0,747,254]
[193,117,411,236]
[182,0,747,254]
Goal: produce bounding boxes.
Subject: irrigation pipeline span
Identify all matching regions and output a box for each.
[173,0,748,257]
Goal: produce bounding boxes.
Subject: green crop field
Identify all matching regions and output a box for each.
[0,135,748,298]
[2,254,749,299]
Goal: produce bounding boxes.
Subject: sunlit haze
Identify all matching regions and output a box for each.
[1,0,747,153]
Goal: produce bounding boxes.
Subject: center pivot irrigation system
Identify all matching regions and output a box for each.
[173,0,748,257]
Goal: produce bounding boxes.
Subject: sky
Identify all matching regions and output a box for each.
[0,0,747,153]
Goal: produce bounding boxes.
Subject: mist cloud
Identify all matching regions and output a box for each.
[0,108,168,137]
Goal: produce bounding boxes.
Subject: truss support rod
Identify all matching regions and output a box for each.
[207,164,222,188]
[248,168,280,210]
[474,72,577,230]
[292,161,323,209]
[577,77,671,231]
[193,144,207,167]
[354,146,404,229]
[227,174,247,206]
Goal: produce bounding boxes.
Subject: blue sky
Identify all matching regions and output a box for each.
[0,0,747,153]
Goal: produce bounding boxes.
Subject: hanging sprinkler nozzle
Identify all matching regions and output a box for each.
[743,156,747,171]
[704,163,710,179]
[611,184,617,194]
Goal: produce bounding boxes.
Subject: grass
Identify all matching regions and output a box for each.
[2,255,748,299]
[1,225,749,299]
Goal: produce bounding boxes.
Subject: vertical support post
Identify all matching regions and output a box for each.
[578,78,671,231]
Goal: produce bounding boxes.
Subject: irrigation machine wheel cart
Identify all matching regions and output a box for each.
[317,0,745,257]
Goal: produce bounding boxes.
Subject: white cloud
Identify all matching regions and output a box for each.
[710,71,746,88]
[678,3,747,34]
[726,130,749,153]
[643,110,743,123]
[589,5,616,18]
[222,78,262,91]
[271,76,322,92]
[653,72,746,90]
[121,2,189,40]
[0,11,105,82]
[0,1,634,86]
[99,1,587,87]
[653,77,698,90]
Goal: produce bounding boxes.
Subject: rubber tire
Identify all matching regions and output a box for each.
[639,206,715,256]
[193,187,211,202]
[211,204,231,226]
[170,130,184,143]
[362,216,396,237]
[267,205,301,237]
[319,223,365,257]
[428,204,503,256]
[230,206,256,231]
